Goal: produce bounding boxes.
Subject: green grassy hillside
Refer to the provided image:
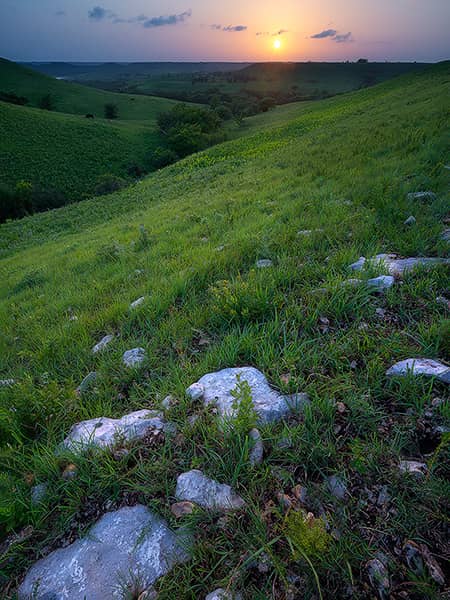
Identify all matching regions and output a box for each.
[0,57,177,119]
[0,63,449,598]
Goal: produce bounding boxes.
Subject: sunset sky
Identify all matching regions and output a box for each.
[1,0,449,62]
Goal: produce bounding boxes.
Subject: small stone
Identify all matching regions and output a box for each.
[31,483,48,505]
[123,347,146,368]
[216,245,225,252]
[366,275,395,291]
[292,484,308,504]
[326,475,347,500]
[407,191,437,202]
[375,307,386,319]
[436,295,450,309]
[386,358,449,384]
[175,469,245,511]
[404,215,416,226]
[205,589,241,600]
[399,460,428,477]
[336,401,347,413]
[366,558,390,600]
[441,228,450,243]
[18,505,190,600]
[62,464,78,480]
[161,395,174,410]
[256,259,273,268]
[349,253,450,276]
[376,485,390,507]
[186,382,204,400]
[76,371,97,395]
[187,414,199,427]
[257,552,272,573]
[170,501,195,518]
[130,296,145,309]
[0,379,15,386]
[248,428,264,466]
[92,334,114,354]
[276,492,293,511]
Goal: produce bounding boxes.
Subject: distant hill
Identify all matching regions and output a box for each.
[0,57,179,119]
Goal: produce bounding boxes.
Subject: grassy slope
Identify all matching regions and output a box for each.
[0,57,178,119]
[0,64,449,598]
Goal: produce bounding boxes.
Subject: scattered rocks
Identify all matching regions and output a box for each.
[123,347,146,368]
[175,469,245,511]
[171,501,195,518]
[186,367,309,425]
[18,505,190,600]
[248,428,264,466]
[76,371,97,395]
[31,483,48,505]
[349,253,450,277]
[399,460,428,478]
[386,358,449,383]
[326,474,348,500]
[256,259,273,268]
[60,409,168,454]
[404,215,416,226]
[130,296,145,309]
[407,191,437,202]
[366,557,390,600]
[0,379,15,386]
[92,334,114,354]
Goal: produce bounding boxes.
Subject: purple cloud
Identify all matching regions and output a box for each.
[311,29,337,39]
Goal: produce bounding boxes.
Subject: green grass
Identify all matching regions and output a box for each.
[0,63,449,599]
[0,57,179,120]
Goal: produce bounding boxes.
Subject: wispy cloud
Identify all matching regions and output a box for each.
[311,28,354,43]
[257,29,288,37]
[88,6,192,28]
[256,31,270,37]
[55,10,66,17]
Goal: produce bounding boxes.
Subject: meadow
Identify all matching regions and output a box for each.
[0,63,449,598]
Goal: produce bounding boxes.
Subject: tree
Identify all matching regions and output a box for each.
[38,94,54,110]
[167,123,204,157]
[104,103,118,119]
[259,97,276,112]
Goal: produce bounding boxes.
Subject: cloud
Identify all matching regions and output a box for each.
[311,28,354,43]
[222,25,247,32]
[311,29,337,39]
[55,10,66,17]
[143,10,192,28]
[88,6,116,21]
[256,31,270,36]
[210,24,223,30]
[272,29,288,36]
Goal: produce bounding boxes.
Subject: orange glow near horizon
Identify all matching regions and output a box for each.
[273,39,282,50]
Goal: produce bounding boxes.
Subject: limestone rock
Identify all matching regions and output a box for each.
[326,474,347,500]
[0,379,15,386]
[171,501,195,518]
[441,228,450,244]
[18,505,190,600]
[349,253,450,276]
[366,275,395,291]
[130,296,145,309]
[366,557,390,600]
[60,409,167,454]
[175,469,245,511]
[205,589,242,600]
[386,358,449,384]
[186,382,204,401]
[256,259,273,268]
[76,371,97,395]
[92,334,114,354]
[123,347,146,368]
[249,428,264,466]
[407,191,436,202]
[399,460,428,477]
[404,215,416,226]
[186,367,309,425]
[31,483,48,505]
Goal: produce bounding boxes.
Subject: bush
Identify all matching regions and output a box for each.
[0,184,18,222]
[150,147,179,169]
[167,123,204,157]
[259,96,276,112]
[104,103,118,119]
[93,173,126,196]
[0,91,28,106]
[38,94,54,110]
[157,104,221,135]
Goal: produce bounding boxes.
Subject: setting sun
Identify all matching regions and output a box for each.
[273,39,282,50]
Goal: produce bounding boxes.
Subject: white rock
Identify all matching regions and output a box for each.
[60,409,167,453]
[186,367,309,425]
[76,371,97,394]
[0,379,15,386]
[297,228,324,236]
[31,483,48,505]
[407,191,436,202]
[249,428,264,466]
[349,253,450,276]
[366,275,395,291]
[18,505,190,600]
[399,460,428,477]
[130,296,145,309]
[176,469,245,511]
[256,259,273,268]
[404,215,416,226]
[386,358,449,384]
[441,229,450,244]
[92,334,114,354]
[186,382,205,400]
[123,347,146,368]
[206,589,242,600]
[326,475,347,500]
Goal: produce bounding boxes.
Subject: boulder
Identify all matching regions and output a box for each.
[175,469,245,511]
[386,358,449,384]
[92,334,114,354]
[60,409,168,454]
[123,347,146,368]
[18,505,190,600]
[349,253,450,276]
[186,367,309,425]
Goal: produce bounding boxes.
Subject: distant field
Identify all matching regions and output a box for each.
[0,58,179,119]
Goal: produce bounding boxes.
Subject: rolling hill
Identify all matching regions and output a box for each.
[0,63,449,599]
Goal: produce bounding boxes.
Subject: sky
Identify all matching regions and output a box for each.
[0,0,449,62]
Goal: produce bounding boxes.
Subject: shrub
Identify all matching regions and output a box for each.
[167,123,204,157]
[150,147,179,169]
[283,509,330,560]
[93,174,126,196]
[0,91,29,106]
[104,103,118,119]
[157,103,221,135]
[0,184,18,222]
[259,96,276,112]
[15,180,33,215]
[38,94,54,110]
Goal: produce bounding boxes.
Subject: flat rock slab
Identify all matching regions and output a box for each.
[349,253,450,276]
[92,334,114,354]
[18,505,190,600]
[186,367,309,424]
[123,347,146,367]
[176,469,245,511]
[386,358,449,384]
[60,409,168,453]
